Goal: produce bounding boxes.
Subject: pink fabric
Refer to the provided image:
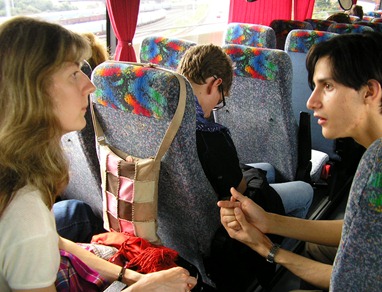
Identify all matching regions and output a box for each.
[119,176,134,202]
[228,0,314,25]
[56,249,108,292]
[106,0,140,61]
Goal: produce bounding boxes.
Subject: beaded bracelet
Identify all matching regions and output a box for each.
[117,266,126,282]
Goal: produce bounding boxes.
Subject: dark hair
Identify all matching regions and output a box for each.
[351,5,364,20]
[327,12,351,23]
[306,31,382,93]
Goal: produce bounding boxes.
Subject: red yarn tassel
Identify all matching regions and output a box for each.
[126,246,178,273]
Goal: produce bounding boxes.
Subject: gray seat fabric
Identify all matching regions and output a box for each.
[60,61,102,218]
[285,29,339,168]
[216,44,298,182]
[91,61,220,285]
[224,22,276,48]
[139,36,197,70]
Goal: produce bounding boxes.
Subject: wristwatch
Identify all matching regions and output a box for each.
[266,243,280,264]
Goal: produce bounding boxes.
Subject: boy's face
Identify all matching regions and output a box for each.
[307,56,369,142]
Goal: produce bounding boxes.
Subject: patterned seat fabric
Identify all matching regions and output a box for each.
[270,20,313,50]
[139,36,196,70]
[224,22,276,48]
[304,19,336,31]
[91,61,220,285]
[372,17,382,23]
[216,44,298,182]
[60,61,102,218]
[285,30,339,181]
[327,23,374,34]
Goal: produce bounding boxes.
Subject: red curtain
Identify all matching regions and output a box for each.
[229,0,292,26]
[106,0,140,61]
[229,0,314,26]
[294,0,315,21]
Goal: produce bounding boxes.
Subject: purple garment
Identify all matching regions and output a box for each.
[56,249,109,292]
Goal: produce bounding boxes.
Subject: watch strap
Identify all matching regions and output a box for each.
[266,243,280,264]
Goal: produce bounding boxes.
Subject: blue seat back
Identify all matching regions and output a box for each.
[91,61,220,284]
[61,61,102,218]
[224,22,276,48]
[139,36,196,70]
[285,29,339,160]
[216,45,298,182]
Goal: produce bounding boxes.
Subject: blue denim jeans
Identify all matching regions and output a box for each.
[247,162,313,219]
[247,163,314,250]
[53,199,105,243]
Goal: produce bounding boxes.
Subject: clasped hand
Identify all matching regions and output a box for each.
[217,187,274,257]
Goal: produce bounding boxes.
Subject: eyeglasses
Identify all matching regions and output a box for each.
[212,75,226,111]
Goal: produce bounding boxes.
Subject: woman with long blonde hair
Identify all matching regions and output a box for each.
[0,16,196,292]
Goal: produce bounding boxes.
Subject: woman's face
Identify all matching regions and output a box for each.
[49,62,96,134]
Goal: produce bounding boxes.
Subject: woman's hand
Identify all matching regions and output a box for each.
[123,267,197,292]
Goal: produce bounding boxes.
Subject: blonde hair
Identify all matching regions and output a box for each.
[0,16,91,217]
[82,32,110,69]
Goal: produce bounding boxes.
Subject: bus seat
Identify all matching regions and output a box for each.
[371,18,382,23]
[224,22,276,48]
[285,29,338,168]
[327,23,374,34]
[285,30,365,192]
[60,61,103,218]
[216,44,298,182]
[362,15,375,21]
[139,36,196,70]
[91,61,220,285]
[270,19,313,50]
[304,19,336,31]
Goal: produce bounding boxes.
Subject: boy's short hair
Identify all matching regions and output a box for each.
[177,44,233,96]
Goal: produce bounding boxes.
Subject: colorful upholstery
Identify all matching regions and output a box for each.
[270,20,313,50]
[139,36,196,70]
[363,15,375,21]
[216,44,298,182]
[285,29,338,54]
[60,61,102,218]
[285,30,338,180]
[371,17,382,23]
[224,22,276,48]
[91,61,220,285]
[328,23,374,34]
[304,19,336,31]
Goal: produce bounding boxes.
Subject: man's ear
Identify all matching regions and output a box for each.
[206,76,221,94]
[365,79,382,103]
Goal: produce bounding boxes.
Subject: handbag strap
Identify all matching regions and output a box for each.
[90,61,187,162]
